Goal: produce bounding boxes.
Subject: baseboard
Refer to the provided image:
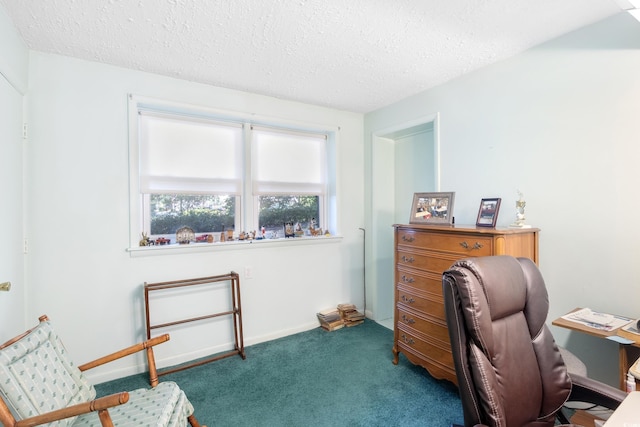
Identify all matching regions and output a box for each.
[90,320,321,384]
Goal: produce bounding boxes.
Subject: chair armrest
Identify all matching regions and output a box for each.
[78,334,170,386]
[14,392,129,427]
[568,373,627,410]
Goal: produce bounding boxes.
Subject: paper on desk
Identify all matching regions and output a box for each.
[621,320,640,336]
[561,308,632,331]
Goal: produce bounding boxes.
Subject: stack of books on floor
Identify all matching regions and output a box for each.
[317,303,366,331]
[337,303,365,327]
[317,307,344,331]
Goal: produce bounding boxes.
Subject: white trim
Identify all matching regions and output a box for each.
[127,234,342,257]
[130,94,340,135]
[128,94,142,248]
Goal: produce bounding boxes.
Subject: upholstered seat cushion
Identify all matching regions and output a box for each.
[74,381,195,427]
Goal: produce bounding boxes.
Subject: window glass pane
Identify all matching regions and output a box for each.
[258,195,319,236]
[150,194,235,235]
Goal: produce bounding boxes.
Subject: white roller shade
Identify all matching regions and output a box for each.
[139,111,243,195]
[252,126,327,195]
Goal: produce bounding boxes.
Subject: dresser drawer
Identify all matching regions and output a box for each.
[397,249,458,274]
[397,266,443,298]
[397,307,450,344]
[396,329,454,367]
[396,285,446,320]
[397,230,493,256]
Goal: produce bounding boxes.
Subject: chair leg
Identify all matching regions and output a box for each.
[188,414,205,427]
[98,409,115,427]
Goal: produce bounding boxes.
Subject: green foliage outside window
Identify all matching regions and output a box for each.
[150,195,235,234]
[150,194,319,235]
[258,196,319,229]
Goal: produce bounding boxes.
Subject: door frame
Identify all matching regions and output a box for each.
[367,113,440,323]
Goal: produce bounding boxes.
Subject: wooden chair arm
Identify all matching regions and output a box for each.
[14,392,129,427]
[78,334,170,387]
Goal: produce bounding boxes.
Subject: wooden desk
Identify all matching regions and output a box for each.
[552,309,640,390]
[602,391,640,426]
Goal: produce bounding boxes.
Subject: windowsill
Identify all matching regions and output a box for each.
[127,234,343,257]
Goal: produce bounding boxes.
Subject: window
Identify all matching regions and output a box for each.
[251,126,326,236]
[128,95,335,247]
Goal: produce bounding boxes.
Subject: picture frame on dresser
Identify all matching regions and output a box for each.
[410,192,455,225]
[476,198,501,227]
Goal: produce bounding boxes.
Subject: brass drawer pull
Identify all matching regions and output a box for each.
[401,235,415,242]
[401,315,415,325]
[401,334,415,345]
[401,255,415,263]
[401,275,414,284]
[460,241,484,250]
[401,295,415,304]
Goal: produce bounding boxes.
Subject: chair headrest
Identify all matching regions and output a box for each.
[446,255,550,352]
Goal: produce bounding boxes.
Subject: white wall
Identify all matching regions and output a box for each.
[0,5,28,94]
[365,11,640,386]
[24,51,364,383]
[0,5,27,341]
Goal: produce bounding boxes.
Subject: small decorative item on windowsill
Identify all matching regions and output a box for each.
[509,190,532,228]
[195,234,211,243]
[284,222,295,238]
[176,226,195,244]
[139,232,153,246]
[308,217,322,236]
[476,198,501,228]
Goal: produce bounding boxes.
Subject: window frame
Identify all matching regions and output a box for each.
[127,94,338,250]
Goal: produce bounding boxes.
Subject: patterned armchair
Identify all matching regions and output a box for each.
[0,315,205,427]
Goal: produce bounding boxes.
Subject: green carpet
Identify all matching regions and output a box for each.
[95,320,463,426]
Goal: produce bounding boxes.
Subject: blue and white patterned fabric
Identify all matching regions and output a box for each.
[0,320,195,427]
[0,319,96,427]
[73,382,194,427]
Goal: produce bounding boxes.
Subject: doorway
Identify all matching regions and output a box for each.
[369,114,440,327]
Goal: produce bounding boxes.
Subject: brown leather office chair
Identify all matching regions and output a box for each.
[442,255,626,427]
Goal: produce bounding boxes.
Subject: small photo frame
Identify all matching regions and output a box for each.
[410,192,455,225]
[476,198,501,227]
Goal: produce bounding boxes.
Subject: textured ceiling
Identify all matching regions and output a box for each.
[0,0,623,113]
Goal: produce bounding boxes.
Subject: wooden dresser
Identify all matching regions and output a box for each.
[392,224,539,385]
